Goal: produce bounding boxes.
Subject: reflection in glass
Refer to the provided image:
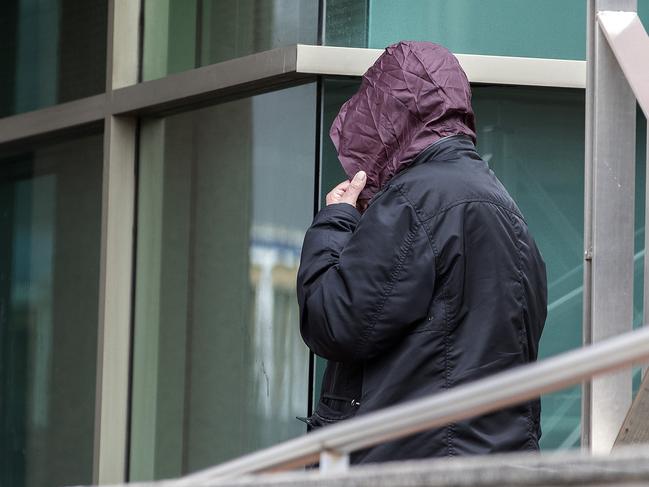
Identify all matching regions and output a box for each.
[142,0,318,80]
[0,0,107,117]
[0,135,103,487]
[130,83,316,480]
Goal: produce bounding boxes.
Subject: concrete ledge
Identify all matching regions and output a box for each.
[79,446,649,487]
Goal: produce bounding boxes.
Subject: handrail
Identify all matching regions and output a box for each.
[172,325,649,484]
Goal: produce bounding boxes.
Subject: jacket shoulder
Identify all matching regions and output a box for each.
[389,154,522,223]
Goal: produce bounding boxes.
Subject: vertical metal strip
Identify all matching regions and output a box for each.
[582,0,596,450]
[586,0,637,454]
[309,76,324,417]
[94,0,141,483]
[645,123,649,337]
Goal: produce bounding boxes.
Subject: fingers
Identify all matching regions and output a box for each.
[333,180,351,191]
[339,171,366,206]
[325,180,351,206]
[325,172,367,208]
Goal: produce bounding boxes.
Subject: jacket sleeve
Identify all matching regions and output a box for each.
[296,188,436,362]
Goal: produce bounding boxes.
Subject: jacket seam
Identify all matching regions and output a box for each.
[395,185,437,255]
[422,198,525,224]
[396,184,454,455]
[509,212,537,448]
[353,199,420,360]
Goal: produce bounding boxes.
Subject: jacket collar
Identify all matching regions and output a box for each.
[366,135,478,206]
[409,134,477,168]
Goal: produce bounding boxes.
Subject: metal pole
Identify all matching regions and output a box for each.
[582,0,596,450]
[583,0,637,453]
[94,0,141,483]
[643,125,649,380]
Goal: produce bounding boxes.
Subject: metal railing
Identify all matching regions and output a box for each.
[164,325,649,485]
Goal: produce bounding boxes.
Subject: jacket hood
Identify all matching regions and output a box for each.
[330,41,476,200]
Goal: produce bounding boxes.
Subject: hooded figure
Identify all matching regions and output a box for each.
[297,41,547,463]
[330,41,476,201]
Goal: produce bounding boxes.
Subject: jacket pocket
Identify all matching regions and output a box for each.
[299,361,362,431]
[453,351,522,384]
[300,397,361,431]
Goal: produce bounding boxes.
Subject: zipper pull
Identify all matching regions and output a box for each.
[351,399,360,407]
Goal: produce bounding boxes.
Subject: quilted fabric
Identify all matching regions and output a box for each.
[329,41,476,200]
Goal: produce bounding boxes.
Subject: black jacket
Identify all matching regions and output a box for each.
[297,135,547,463]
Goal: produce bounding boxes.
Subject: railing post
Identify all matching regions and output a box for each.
[320,450,350,473]
[583,0,637,453]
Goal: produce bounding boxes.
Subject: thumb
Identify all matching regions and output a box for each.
[340,171,367,206]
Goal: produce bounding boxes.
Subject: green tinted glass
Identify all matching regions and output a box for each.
[325,0,649,60]
[0,134,103,487]
[130,83,317,480]
[142,0,319,81]
[0,0,107,117]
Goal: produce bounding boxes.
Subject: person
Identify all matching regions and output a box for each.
[296,41,547,464]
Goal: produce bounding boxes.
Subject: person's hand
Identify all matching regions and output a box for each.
[326,171,367,210]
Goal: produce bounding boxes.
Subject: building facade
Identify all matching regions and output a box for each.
[1,1,648,486]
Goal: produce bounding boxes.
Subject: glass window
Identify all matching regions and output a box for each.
[324,0,368,48]
[142,0,319,81]
[0,0,107,117]
[130,83,317,480]
[0,133,103,487]
[326,0,649,60]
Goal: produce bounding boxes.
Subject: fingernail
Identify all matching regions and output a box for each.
[356,171,366,181]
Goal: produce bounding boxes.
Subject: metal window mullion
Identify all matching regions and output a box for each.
[0,94,106,147]
[645,122,649,340]
[94,0,141,484]
[582,0,596,450]
[583,0,637,453]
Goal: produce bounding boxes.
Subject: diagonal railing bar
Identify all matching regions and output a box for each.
[598,11,649,117]
[150,325,649,485]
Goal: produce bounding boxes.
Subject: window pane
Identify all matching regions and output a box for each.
[130,83,316,480]
[0,133,103,487]
[326,0,649,60]
[142,0,318,81]
[324,0,368,48]
[0,0,107,117]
